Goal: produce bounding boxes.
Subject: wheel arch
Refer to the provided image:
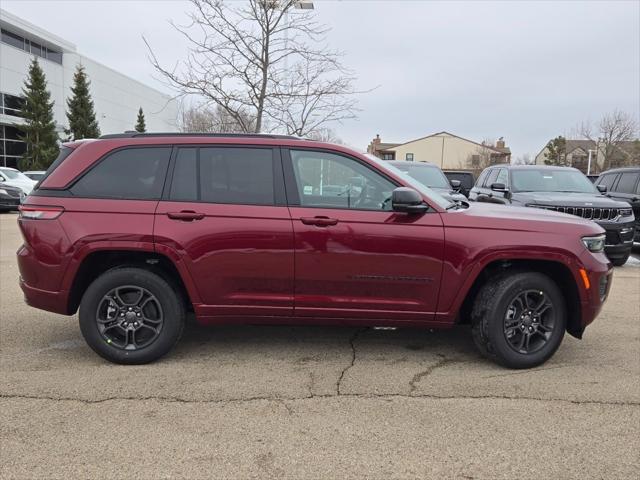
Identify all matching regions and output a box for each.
[67,248,197,315]
[456,258,583,339]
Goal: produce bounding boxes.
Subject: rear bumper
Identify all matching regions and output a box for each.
[17,242,71,315]
[19,277,69,315]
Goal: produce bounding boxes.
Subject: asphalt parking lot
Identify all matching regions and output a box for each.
[1,211,639,479]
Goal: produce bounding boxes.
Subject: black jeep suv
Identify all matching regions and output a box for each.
[469,165,635,266]
[595,167,640,243]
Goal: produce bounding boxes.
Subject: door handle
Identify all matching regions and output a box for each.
[167,210,205,221]
[300,216,339,227]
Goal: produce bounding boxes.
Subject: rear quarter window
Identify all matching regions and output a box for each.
[70,147,171,200]
[475,170,488,187]
[484,169,499,187]
[615,172,639,194]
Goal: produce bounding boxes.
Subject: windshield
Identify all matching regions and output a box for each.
[395,164,450,189]
[511,169,598,194]
[0,168,28,180]
[363,154,453,209]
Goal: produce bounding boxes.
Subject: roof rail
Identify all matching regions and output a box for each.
[99,131,302,140]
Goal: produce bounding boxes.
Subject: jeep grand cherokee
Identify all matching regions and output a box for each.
[18,133,612,368]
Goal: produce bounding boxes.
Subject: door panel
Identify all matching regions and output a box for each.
[154,202,294,316]
[290,207,444,320]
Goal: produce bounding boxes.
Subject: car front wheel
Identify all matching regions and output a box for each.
[471,272,566,369]
[79,267,185,364]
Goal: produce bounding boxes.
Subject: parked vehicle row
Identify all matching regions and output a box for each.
[595,167,640,243]
[468,165,635,266]
[0,167,37,196]
[18,133,611,368]
[390,160,636,266]
[387,161,467,203]
[0,183,25,212]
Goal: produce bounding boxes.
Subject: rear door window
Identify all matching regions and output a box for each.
[615,172,639,194]
[168,146,276,206]
[70,147,171,200]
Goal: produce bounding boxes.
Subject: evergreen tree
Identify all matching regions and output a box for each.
[18,58,59,170]
[135,107,146,132]
[544,136,567,166]
[65,65,100,139]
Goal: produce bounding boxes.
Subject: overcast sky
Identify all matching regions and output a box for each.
[3,0,639,156]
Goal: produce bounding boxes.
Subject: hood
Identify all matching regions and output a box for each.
[513,191,630,209]
[444,201,604,237]
[430,186,467,203]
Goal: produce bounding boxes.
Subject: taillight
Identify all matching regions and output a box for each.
[19,205,64,220]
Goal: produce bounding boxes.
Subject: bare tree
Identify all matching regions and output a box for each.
[305,127,343,144]
[513,153,532,165]
[145,0,360,136]
[578,109,639,170]
[180,103,255,133]
[465,138,496,175]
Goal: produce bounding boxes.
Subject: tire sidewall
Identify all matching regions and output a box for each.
[486,273,566,368]
[79,268,184,364]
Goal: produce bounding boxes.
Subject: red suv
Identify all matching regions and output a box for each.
[18,133,612,368]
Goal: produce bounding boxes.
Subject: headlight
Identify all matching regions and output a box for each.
[0,189,7,195]
[620,208,633,217]
[582,234,605,253]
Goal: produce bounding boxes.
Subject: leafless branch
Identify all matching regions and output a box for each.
[145,0,363,135]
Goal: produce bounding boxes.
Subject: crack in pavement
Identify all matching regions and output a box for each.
[408,354,458,395]
[1,392,638,407]
[336,328,365,396]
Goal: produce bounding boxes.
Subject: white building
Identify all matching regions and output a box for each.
[0,9,179,168]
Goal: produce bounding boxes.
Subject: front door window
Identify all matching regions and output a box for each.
[289,150,395,211]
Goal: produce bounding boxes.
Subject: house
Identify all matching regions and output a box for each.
[367,131,511,173]
[534,139,640,174]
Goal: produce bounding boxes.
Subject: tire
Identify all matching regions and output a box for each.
[79,267,185,364]
[610,252,630,267]
[471,272,566,369]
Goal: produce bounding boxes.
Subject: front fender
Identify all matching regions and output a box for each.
[435,243,586,324]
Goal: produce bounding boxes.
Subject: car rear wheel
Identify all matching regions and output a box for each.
[471,272,566,369]
[79,267,185,364]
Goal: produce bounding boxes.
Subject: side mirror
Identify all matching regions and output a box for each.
[596,185,607,194]
[450,179,461,190]
[491,182,508,192]
[392,187,428,214]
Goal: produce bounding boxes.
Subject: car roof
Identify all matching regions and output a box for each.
[388,160,436,167]
[100,132,302,140]
[600,167,640,174]
[489,165,582,172]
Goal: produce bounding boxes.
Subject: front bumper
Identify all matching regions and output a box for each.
[575,249,613,334]
[599,220,635,259]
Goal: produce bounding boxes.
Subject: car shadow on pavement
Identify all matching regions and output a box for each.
[175,318,480,363]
